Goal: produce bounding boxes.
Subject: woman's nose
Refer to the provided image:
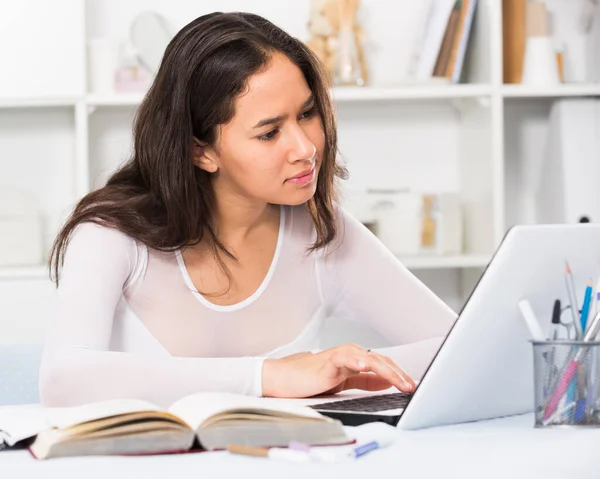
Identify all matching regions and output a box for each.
[288,125,315,163]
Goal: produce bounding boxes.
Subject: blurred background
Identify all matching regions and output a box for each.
[0,0,599,403]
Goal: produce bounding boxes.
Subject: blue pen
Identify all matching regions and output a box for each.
[349,436,394,459]
[580,279,594,333]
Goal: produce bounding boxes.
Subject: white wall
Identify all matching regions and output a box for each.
[0,1,85,98]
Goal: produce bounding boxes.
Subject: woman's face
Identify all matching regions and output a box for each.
[197,53,325,207]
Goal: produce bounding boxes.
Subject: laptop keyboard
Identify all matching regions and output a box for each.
[308,392,412,412]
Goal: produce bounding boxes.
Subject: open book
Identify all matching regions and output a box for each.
[0,393,350,460]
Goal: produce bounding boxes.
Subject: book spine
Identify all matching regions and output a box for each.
[451,0,478,84]
[445,0,470,78]
[416,0,458,81]
[433,0,462,77]
[502,0,526,83]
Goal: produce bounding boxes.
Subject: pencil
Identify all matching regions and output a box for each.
[227,445,269,457]
[565,261,583,339]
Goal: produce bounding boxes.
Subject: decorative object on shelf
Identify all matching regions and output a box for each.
[88,38,120,94]
[371,189,422,255]
[305,0,368,86]
[115,42,153,93]
[0,187,43,266]
[332,0,366,86]
[130,11,175,75]
[305,0,337,75]
[342,188,463,256]
[521,1,560,86]
[502,0,526,84]
[421,192,463,255]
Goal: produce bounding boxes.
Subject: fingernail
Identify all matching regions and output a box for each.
[357,361,366,369]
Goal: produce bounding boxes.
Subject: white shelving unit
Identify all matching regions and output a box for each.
[1,0,599,304]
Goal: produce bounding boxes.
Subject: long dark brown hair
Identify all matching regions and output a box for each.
[50,12,347,285]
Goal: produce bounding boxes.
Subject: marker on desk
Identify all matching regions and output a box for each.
[580,279,594,334]
[518,299,546,341]
[550,299,563,340]
[348,435,395,459]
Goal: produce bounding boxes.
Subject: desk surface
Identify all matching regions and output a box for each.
[1,413,598,479]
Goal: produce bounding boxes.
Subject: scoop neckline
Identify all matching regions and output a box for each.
[175,205,286,312]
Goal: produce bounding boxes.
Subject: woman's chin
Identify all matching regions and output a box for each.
[280,185,317,206]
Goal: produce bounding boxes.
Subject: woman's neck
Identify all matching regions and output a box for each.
[213,194,279,245]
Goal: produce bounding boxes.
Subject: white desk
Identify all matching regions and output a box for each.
[1,413,598,479]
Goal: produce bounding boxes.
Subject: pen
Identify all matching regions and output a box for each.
[348,436,394,459]
[549,299,562,340]
[580,279,593,334]
[543,310,600,420]
[226,444,310,463]
[545,299,564,396]
[565,261,583,339]
[594,275,600,317]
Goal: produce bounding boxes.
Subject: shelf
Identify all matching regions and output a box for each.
[0,97,79,109]
[331,84,492,102]
[501,84,600,99]
[0,265,49,280]
[397,254,490,270]
[6,84,599,108]
[83,84,493,107]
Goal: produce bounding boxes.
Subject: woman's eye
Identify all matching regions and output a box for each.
[299,106,317,120]
[258,128,279,142]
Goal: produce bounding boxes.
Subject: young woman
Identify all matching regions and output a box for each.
[39,12,456,408]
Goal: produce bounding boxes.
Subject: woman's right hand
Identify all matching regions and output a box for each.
[261,343,415,398]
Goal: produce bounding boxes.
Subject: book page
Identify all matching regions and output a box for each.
[0,405,50,446]
[168,392,325,431]
[45,398,163,430]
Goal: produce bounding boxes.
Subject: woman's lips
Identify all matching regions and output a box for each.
[287,165,316,186]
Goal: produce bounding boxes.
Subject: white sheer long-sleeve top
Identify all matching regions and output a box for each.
[39,205,456,408]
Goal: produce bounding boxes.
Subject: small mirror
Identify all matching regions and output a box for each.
[130,11,176,74]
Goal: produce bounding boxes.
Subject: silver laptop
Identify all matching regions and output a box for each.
[310,224,600,429]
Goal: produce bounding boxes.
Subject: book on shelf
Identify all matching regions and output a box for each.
[448,0,478,84]
[414,0,457,82]
[433,0,462,78]
[413,0,479,84]
[502,0,526,83]
[0,392,350,460]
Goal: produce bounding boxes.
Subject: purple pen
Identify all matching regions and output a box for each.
[348,436,394,459]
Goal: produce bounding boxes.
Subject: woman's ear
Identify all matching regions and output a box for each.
[192,137,219,173]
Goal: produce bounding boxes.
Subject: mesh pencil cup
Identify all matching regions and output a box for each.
[531,340,600,427]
